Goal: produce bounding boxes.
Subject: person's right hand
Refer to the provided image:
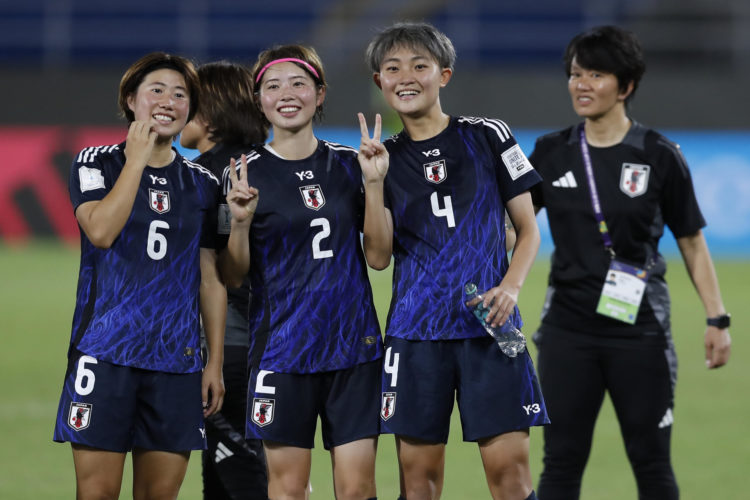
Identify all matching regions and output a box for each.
[123,120,157,170]
[357,112,389,184]
[226,154,259,225]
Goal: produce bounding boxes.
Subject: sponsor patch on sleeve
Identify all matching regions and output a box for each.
[78,166,105,192]
[501,144,534,180]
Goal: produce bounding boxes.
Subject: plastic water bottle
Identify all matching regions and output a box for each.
[464,282,527,358]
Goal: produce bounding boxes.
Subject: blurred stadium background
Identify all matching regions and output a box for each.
[1,1,747,498]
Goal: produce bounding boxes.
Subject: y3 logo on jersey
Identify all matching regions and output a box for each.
[295,170,314,181]
[149,175,167,185]
[422,149,441,157]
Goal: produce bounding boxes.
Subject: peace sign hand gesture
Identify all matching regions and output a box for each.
[226,154,259,226]
[357,113,389,184]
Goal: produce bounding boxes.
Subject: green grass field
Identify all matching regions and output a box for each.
[1,241,745,499]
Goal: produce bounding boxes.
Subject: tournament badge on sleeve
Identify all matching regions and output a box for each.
[68,402,92,431]
[380,392,396,421]
[252,398,274,427]
[596,259,650,324]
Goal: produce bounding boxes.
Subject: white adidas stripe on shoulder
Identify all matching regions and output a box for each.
[221,150,261,186]
[183,158,220,185]
[323,140,357,154]
[76,144,120,164]
[458,116,512,142]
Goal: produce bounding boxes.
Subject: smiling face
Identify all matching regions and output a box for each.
[127,68,190,140]
[568,56,632,121]
[373,45,452,120]
[256,62,325,134]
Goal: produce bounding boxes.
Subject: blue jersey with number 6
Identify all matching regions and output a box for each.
[68,142,220,373]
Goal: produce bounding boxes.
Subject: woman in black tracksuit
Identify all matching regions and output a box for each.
[529,25,731,500]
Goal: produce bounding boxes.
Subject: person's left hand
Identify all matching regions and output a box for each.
[479,283,520,328]
[704,326,731,368]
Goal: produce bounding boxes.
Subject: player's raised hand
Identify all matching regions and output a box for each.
[124,120,158,170]
[357,112,389,183]
[226,154,259,225]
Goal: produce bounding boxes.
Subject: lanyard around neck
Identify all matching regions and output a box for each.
[578,123,615,256]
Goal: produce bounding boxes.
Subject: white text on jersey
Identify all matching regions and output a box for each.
[295,170,314,180]
[149,175,167,185]
[422,149,441,157]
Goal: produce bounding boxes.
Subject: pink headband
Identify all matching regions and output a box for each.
[255,57,320,83]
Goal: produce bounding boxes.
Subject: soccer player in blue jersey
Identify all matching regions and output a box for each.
[180,60,268,500]
[222,45,384,500]
[359,22,548,500]
[53,52,227,499]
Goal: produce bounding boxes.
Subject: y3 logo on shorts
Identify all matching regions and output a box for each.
[523,403,541,415]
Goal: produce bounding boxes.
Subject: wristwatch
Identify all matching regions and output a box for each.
[706,314,731,329]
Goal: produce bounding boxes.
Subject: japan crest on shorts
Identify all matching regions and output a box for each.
[252,398,274,427]
[380,392,396,421]
[149,188,171,213]
[423,160,447,184]
[619,163,650,198]
[68,402,92,431]
[299,184,326,210]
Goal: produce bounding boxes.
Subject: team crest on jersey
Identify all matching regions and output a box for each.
[380,392,396,421]
[299,185,326,210]
[423,160,447,184]
[252,398,275,427]
[619,163,650,198]
[149,188,171,213]
[68,402,92,431]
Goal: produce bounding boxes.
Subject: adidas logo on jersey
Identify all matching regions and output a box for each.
[658,408,674,429]
[552,171,578,188]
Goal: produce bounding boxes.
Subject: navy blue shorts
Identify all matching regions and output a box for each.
[53,351,206,452]
[380,336,549,443]
[246,360,381,450]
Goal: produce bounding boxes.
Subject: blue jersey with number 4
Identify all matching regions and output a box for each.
[68,143,220,373]
[383,116,542,341]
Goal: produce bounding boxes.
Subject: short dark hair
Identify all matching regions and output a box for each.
[251,44,327,127]
[564,25,646,104]
[118,52,200,124]
[195,61,267,146]
[365,21,456,73]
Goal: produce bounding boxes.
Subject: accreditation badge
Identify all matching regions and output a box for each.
[596,259,649,324]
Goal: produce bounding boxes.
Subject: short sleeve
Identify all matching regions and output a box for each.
[69,147,112,213]
[484,120,541,202]
[658,139,706,237]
